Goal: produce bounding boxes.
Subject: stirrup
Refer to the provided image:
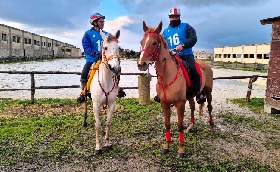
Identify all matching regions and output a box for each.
[154,95,160,103]
[117,88,126,98]
[77,93,86,103]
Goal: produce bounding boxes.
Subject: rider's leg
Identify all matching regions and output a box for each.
[77,62,93,103]
[181,54,206,104]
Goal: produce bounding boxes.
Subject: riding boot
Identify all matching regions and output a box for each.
[76,80,87,103]
[192,77,206,104]
[116,75,126,98]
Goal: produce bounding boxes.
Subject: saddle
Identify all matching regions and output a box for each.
[174,55,202,96]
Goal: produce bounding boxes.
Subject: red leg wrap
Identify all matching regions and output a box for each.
[209,118,214,125]
[179,133,184,143]
[165,130,172,142]
[190,117,195,124]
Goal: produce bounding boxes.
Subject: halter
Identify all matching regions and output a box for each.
[141,32,161,62]
[102,38,120,63]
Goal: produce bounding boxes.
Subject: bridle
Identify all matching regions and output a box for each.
[98,38,120,108]
[102,38,120,64]
[141,32,162,62]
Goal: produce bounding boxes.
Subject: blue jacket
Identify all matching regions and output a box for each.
[163,23,193,56]
[82,29,108,63]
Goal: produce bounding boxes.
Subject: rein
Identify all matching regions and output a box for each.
[97,68,116,109]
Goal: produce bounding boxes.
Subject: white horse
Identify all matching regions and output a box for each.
[89,30,121,155]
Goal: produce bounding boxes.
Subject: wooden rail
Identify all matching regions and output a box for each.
[0,70,267,103]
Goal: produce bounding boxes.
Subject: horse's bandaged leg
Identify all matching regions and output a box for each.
[179,133,184,143]
[165,129,172,142]
[190,117,195,124]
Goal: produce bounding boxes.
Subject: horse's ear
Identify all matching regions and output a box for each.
[115,30,120,39]
[155,21,162,34]
[100,30,108,41]
[143,21,148,32]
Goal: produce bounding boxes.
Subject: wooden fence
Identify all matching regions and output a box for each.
[0,70,267,103]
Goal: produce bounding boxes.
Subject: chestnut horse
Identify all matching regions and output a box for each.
[137,21,214,157]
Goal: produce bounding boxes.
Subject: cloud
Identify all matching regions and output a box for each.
[1,0,279,53]
[0,0,100,29]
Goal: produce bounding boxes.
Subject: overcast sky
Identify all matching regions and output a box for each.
[0,0,279,52]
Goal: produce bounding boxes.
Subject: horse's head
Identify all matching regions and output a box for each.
[138,21,163,71]
[100,30,121,75]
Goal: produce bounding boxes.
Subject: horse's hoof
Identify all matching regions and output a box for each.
[104,145,113,152]
[178,152,184,158]
[162,148,169,154]
[94,149,102,155]
[82,122,87,127]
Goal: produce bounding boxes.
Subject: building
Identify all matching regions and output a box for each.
[0,24,81,60]
[194,51,213,59]
[260,16,280,113]
[214,43,270,64]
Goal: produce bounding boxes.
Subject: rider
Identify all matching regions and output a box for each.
[154,7,206,104]
[77,13,125,103]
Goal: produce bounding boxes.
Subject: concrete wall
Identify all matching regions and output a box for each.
[214,43,270,64]
[0,24,81,60]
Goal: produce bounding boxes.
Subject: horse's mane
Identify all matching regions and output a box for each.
[107,33,118,42]
[144,27,168,49]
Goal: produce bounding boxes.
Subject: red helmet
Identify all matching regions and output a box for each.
[168,7,181,16]
[90,13,105,24]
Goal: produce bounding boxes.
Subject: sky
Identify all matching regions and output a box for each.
[0,0,279,52]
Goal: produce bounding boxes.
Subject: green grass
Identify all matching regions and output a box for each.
[0,98,278,171]
[229,97,265,113]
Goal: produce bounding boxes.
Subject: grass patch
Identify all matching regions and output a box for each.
[229,98,264,113]
[0,98,278,171]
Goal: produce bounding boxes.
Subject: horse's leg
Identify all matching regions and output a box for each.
[204,86,214,134]
[185,98,195,133]
[177,100,186,158]
[161,101,171,154]
[198,102,205,118]
[93,102,102,155]
[103,100,116,151]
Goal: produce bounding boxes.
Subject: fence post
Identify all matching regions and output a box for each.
[246,75,258,102]
[30,73,35,104]
[138,73,151,105]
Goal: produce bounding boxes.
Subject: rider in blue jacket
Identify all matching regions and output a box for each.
[154,7,206,104]
[77,13,125,103]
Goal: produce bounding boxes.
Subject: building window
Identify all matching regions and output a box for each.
[1,33,7,41]
[264,54,269,59]
[237,54,242,58]
[232,54,236,58]
[17,36,21,43]
[34,40,37,45]
[256,54,262,59]
[249,54,254,58]
[12,36,16,42]
[66,49,71,52]
[47,43,52,47]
